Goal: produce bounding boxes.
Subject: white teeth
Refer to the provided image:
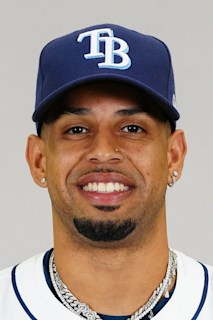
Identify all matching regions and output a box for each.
[114,182,120,191]
[88,183,93,191]
[82,182,129,193]
[106,182,114,192]
[93,182,98,191]
[98,182,105,192]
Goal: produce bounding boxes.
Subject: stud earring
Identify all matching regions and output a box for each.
[115,148,119,152]
[168,171,178,187]
[40,177,46,184]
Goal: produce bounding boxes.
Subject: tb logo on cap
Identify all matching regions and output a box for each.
[77,28,131,70]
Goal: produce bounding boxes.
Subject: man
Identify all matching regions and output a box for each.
[0,23,212,319]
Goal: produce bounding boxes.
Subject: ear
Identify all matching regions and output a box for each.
[26,134,47,188]
[167,129,187,184]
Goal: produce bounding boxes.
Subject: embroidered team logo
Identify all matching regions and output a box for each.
[77,28,131,70]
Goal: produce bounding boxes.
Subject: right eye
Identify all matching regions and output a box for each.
[65,126,88,135]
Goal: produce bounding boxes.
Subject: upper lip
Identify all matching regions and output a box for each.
[77,172,135,188]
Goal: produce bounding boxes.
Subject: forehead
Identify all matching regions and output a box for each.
[64,81,145,110]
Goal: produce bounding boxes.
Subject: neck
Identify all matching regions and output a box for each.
[53,214,170,315]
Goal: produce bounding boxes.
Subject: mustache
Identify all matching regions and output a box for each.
[73,166,134,181]
[66,164,143,187]
[88,167,122,173]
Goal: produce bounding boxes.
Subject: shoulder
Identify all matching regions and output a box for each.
[155,250,213,319]
[175,249,213,290]
[0,265,13,280]
[0,249,81,319]
[0,251,46,279]
[175,249,213,275]
[0,251,47,319]
[176,250,213,316]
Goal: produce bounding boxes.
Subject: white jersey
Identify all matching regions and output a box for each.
[0,250,212,319]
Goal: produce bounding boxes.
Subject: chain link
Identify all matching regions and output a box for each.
[49,249,177,320]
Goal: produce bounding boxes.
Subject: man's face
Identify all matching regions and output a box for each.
[38,82,173,246]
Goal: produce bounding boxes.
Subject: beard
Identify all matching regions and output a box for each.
[51,185,165,247]
[49,166,167,247]
[73,217,136,242]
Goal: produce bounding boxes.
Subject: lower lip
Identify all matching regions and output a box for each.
[78,188,133,205]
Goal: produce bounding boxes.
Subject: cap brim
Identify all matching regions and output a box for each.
[33,74,179,124]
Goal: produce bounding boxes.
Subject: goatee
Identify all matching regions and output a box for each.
[73,217,136,242]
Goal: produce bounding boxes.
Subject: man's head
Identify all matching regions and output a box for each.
[26,24,187,248]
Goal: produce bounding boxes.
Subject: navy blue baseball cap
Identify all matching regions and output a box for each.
[33,23,179,133]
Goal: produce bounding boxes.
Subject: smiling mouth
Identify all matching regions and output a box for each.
[82,182,129,193]
[77,173,135,205]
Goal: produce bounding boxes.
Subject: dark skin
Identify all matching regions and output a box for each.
[26,82,187,315]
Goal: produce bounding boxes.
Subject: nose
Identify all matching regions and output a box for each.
[86,132,123,164]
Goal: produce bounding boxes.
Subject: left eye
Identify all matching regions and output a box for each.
[66,126,88,134]
[121,125,144,133]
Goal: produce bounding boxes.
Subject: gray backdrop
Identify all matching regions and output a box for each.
[1,0,213,269]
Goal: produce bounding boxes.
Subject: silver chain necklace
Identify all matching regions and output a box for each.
[49,249,177,320]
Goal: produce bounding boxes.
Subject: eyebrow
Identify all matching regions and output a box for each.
[116,108,145,116]
[63,106,145,116]
[63,106,91,115]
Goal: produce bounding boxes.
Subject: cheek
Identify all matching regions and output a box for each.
[45,151,75,206]
[45,145,78,184]
[126,143,169,182]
